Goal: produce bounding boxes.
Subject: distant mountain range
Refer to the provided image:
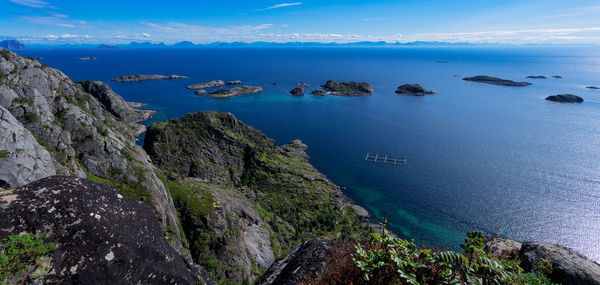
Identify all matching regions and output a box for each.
[0,39,26,50]
[4,39,586,50]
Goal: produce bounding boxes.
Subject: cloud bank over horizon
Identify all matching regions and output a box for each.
[1,0,600,46]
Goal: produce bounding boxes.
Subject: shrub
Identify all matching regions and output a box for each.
[0,233,55,283]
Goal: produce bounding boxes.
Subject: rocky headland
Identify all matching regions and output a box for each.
[111,74,188,82]
[545,94,584,103]
[207,86,262,98]
[395,83,436,96]
[463,75,532,86]
[186,80,225,90]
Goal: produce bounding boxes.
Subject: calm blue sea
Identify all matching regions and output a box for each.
[19,47,600,261]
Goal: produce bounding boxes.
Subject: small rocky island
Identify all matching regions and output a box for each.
[319,80,373,96]
[545,94,584,103]
[586,86,599,90]
[310,90,326,96]
[207,86,263,98]
[552,75,563,78]
[395,84,436,96]
[225,80,242,85]
[526,75,546,79]
[77,57,97,61]
[290,87,305,96]
[111,74,188,82]
[187,80,225,90]
[463,75,532,86]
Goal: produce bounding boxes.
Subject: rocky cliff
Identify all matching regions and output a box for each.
[144,111,371,282]
[0,48,184,254]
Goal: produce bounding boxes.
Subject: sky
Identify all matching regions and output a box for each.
[1,0,600,45]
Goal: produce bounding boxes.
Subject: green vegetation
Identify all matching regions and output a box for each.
[0,233,55,284]
[0,49,10,60]
[85,168,153,202]
[313,231,556,284]
[12,97,33,106]
[0,151,7,158]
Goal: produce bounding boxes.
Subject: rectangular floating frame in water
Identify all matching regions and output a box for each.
[365,153,407,166]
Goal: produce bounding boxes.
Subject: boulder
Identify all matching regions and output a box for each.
[483,237,522,257]
[257,239,333,285]
[0,176,214,285]
[520,242,600,285]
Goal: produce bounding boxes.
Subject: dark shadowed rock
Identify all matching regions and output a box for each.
[526,75,547,79]
[207,86,262,98]
[81,80,156,123]
[187,80,225,90]
[257,239,333,285]
[310,90,326,96]
[545,94,583,103]
[111,74,188,82]
[321,80,373,96]
[289,87,304,96]
[520,242,600,285]
[463,75,532,86]
[395,83,436,96]
[0,176,214,285]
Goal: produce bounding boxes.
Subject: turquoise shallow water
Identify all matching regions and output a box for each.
[20,47,600,261]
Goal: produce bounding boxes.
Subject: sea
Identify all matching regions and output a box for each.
[19,46,600,261]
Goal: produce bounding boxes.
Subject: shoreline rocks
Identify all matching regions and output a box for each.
[320,80,373,96]
[395,83,436,96]
[545,94,583,103]
[463,75,532,87]
[187,80,225,90]
[290,87,305,96]
[207,86,262,98]
[111,74,188,82]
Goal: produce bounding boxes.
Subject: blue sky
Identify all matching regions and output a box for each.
[1,0,600,45]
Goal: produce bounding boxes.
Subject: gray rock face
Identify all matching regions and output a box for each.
[520,242,600,285]
[0,105,55,188]
[81,80,156,123]
[0,176,214,285]
[257,239,333,285]
[0,48,185,255]
[483,237,522,257]
[187,80,225,90]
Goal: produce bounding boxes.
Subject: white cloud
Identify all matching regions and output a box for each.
[142,22,274,41]
[9,0,55,8]
[256,2,302,11]
[361,18,384,22]
[141,33,151,38]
